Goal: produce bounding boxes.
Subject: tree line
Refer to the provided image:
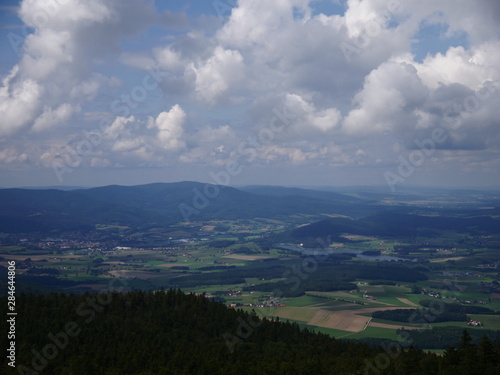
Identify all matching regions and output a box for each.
[1,290,500,374]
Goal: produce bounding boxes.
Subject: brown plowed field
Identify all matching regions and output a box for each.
[306,306,413,332]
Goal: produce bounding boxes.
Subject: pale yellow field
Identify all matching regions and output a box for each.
[157,263,184,267]
[308,309,370,332]
[263,307,317,322]
[200,225,216,231]
[304,306,415,332]
[397,297,419,307]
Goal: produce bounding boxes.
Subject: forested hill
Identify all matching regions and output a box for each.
[267,213,500,246]
[0,182,373,232]
[2,182,499,234]
[2,290,500,374]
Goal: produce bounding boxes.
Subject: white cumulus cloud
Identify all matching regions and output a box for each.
[155,104,186,151]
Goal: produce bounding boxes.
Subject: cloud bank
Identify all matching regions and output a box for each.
[0,0,499,187]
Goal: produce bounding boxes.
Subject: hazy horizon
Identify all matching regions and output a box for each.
[3,180,500,192]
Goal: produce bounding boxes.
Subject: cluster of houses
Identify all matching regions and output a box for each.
[363,293,378,301]
[467,319,482,327]
[420,288,488,305]
[229,301,287,308]
[223,291,288,308]
[477,260,500,270]
[421,288,442,298]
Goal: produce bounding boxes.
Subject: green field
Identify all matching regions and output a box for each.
[339,326,401,340]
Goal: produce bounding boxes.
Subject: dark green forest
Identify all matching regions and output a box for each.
[2,290,500,375]
[393,327,500,350]
[372,308,468,323]
[171,261,427,297]
[419,299,499,315]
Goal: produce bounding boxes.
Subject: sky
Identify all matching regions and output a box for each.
[0,0,499,190]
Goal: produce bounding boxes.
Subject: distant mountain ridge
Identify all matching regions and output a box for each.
[0,182,372,233]
[265,212,500,247]
[239,185,364,201]
[2,182,498,235]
